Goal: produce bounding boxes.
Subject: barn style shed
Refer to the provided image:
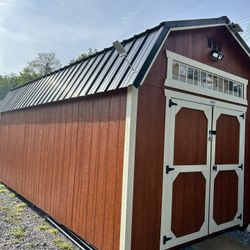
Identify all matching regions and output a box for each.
[0,16,250,250]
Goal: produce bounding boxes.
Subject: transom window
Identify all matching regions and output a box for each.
[165,50,248,105]
[172,60,244,98]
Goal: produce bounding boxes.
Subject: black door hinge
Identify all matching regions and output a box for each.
[213,165,217,171]
[166,165,175,174]
[163,235,172,244]
[240,113,245,119]
[239,164,243,170]
[237,214,242,220]
[209,130,216,135]
[169,99,177,108]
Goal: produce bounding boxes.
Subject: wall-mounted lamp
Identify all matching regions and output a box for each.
[211,50,224,60]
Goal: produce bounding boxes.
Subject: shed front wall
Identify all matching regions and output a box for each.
[0,89,127,250]
[132,26,250,250]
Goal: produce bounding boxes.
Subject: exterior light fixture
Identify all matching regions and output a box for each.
[113,40,136,73]
[211,50,224,60]
[113,40,127,57]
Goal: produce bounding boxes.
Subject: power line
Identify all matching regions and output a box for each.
[235,16,250,22]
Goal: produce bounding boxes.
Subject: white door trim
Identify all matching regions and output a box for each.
[120,86,138,250]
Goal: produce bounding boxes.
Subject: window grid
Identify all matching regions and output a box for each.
[172,60,244,99]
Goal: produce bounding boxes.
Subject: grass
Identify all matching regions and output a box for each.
[15,203,27,213]
[8,193,16,198]
[26,242,35,249]
[53,237,73,250]
[48,228,59,235]
[0,189,7,193]
[36,223,51,231]
[11,226,26,238]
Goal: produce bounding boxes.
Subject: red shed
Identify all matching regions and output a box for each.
[0,16,250,250]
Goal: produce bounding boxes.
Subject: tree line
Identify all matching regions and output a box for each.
[0,49,97,100]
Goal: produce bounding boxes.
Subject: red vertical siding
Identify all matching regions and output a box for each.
[0,90,127,250]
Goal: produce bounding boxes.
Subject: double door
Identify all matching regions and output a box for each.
[160,94,246,249]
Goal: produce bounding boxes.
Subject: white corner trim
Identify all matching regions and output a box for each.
[166,50,248,84]
[120,86,138,250]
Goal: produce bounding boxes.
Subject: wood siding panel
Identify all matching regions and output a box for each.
[132,85,165,250]
[0,90,126,250]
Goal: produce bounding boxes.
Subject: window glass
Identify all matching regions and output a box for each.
[213,75,218,91]
[207,73,213,89]
[238,84,243,98]
[229,81,234,95]
[179,64,187,82]
[194,69,200,86]
[224,79,229,94]
[201,71,206,87]
[187,67,194,84]
[233,83,239,97]
[172,61,179,80]
[218,77,224,92]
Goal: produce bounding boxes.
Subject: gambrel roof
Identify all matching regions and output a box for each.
[1,16,249,112]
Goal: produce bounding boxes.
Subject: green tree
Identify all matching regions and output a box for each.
[70,48,97,64]
[25,52,61,76]
[0,52,61,100]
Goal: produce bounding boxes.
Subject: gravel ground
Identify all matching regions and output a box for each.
[0,183,80,250]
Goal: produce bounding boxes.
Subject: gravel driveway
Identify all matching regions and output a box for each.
[0,183,80,250]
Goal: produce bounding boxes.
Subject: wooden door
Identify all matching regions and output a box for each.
[160,98,212,249]
[160,95,246,250]
[209,106,245,233]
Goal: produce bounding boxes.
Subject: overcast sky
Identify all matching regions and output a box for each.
[0,0,250,75]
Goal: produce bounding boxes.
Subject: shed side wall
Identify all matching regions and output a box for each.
[132,26,250,250]
[0,89,127,250]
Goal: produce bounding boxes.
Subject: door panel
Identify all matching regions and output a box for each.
[215,114,240,164]
[171,172,206,237]
[174,108,208,165]
[213,170,238,225]
[161,99,211,249]
[209,107,245,234]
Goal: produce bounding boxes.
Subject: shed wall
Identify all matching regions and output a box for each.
[0,89,127,250]
[132,26,250,250]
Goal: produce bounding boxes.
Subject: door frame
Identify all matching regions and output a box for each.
[160,89,247,250]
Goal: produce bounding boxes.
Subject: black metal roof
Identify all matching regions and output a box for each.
[1,16,249,112]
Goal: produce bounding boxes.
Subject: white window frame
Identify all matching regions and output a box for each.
[165,50,248,105]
